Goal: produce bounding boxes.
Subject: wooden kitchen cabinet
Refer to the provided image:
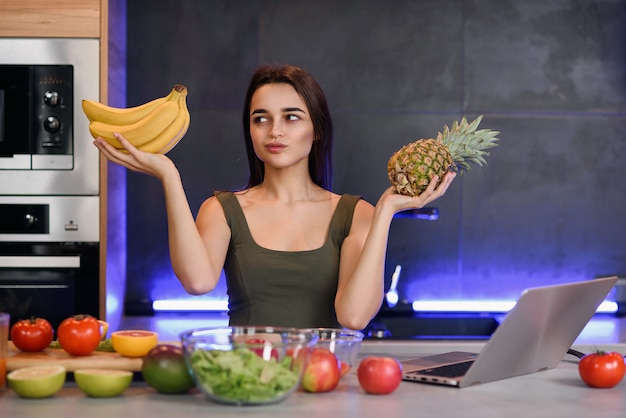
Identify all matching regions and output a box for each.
[0,0,101,38]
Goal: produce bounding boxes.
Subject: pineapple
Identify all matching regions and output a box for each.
[387,115,500,196]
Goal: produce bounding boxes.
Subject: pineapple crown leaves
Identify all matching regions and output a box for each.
[435,115,500,173]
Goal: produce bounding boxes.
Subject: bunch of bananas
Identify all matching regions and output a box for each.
[82,84,190,154]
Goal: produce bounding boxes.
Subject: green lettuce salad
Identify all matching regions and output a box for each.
[190,347,299,404]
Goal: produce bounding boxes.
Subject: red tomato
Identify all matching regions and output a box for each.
[578,350,626,388]
[57,315,107,356]
[245,338,278,360]
[10,317,54,352]
[339,360,351,377]
[357,356,403,394]
[301,348,341,393]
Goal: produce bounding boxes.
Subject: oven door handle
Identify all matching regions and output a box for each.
[0,256,80,268]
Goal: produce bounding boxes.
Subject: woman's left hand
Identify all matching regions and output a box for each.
[379,171,457,213]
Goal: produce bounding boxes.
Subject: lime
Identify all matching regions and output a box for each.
[111,330,158,358]
[74,369,133,397]
[7,365,66,398]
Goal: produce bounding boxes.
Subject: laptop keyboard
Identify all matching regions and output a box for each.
[414,360,474,377]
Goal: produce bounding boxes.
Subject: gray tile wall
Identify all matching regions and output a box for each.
[124,0,626,310]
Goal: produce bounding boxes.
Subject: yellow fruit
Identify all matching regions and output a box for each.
[157,108,190,154]
[137,85,189,154]
[88,84,190,155]
[89,99,180,147]
[7,365,66,398]
[111,330,159,358]
[74,369,133,397]
[388,115,500,196]
[81,86,177,125]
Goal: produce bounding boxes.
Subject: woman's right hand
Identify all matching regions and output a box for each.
[93,132,177,181]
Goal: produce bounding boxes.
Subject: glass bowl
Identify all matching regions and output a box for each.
[179,326,318,405]
[301,328,364,376]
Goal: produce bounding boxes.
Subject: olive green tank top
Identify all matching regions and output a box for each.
[214,191,362,328]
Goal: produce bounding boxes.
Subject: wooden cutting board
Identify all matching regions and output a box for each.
[6,342,143,372]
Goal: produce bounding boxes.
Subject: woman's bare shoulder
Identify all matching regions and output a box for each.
[200,194,218,206]
[198,193,229,215]
[351,197,374,227]
[197,194,229,229]
[353,195,374,212]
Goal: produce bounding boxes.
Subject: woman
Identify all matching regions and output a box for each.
[94,64,456,330]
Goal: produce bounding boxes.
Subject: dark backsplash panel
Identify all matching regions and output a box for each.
[123,0,626,311]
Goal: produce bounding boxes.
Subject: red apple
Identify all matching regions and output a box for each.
[301,348,341,393]
[357,356,403,395]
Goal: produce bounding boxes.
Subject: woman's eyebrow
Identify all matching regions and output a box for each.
[251,107,306,115]
[283,107,306,113]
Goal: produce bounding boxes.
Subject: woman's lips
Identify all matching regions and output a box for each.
[265,143,286,153]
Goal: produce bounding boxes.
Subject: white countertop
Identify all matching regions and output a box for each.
[2,341,625,418]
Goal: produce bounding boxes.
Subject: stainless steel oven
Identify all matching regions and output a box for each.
[0,242,100,330]
[0,38,101,329]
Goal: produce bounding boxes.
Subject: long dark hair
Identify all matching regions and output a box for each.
[242,65,333,190]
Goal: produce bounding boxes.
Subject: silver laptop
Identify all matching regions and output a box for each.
[401,276,618,388]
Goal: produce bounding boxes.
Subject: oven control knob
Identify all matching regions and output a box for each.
[43,91,61,106]
[44,116,61,133]
[24,212,38,227]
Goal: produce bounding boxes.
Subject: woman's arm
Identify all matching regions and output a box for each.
[93,133,228,294]
[335,172,456,330]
